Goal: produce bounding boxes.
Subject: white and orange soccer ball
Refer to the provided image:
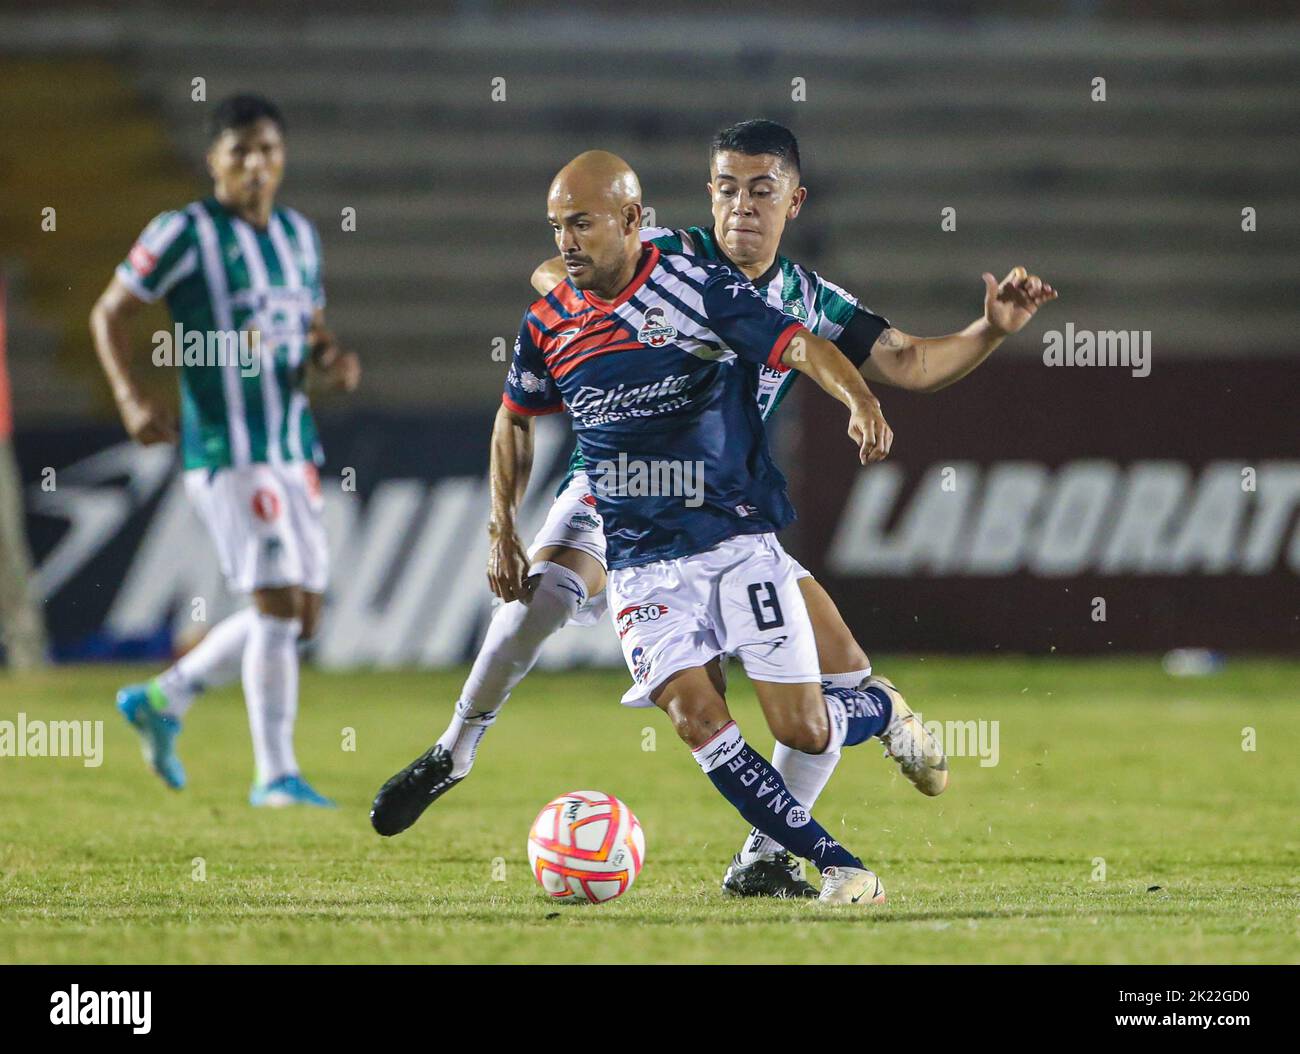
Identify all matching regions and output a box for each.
[527,791,645,904]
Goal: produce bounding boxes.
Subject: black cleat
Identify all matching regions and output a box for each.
[721,850,818,899]
[370,744,462,836]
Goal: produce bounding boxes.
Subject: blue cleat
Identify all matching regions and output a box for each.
[116,682,185,790]
[249,774,337,809]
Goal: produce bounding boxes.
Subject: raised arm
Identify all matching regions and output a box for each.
[89,274,177,445]
[860,266,1058,393]
[783,329,893,465]
[486,404,537,602]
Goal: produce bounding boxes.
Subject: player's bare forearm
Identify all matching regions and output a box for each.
[486,405,536,601]
[862,321,1002,394]
[781,328,892,463]
[488,404,535,533]
[90,276,177,444]
[89,276,144,404]
[530,256,567,296]
[862,266,1059,393]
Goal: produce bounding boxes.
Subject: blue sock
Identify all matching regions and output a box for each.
[824,685,892,748]
[692,722,861,872]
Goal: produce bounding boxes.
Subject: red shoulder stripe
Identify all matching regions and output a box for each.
[550,341,643,380]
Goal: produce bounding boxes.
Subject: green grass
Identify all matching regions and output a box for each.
[1,658,1296,964]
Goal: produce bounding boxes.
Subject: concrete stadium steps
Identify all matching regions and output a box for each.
[4,13,1294,413]
[121,20,1294,408]
[0,57,196,417]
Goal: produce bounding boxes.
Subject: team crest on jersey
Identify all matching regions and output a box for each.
[636,307,677,348]
[617,603,668,639]
[567,511,599,532]
[782,297,808,321]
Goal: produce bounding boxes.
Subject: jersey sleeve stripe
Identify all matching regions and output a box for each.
[151,246,199,301]
[115,263,161,303]
[502,392,563,416]
[140,212,189,255]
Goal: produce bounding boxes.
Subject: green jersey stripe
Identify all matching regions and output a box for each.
[267,214,308,463]
[187,201,251,467]
[230,215,278,465]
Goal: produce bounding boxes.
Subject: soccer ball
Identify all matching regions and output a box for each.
[527,791,645,904]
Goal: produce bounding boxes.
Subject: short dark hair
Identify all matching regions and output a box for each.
[710,119,801,179]
[209,94,285,141]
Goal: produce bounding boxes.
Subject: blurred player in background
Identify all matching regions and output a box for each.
[89,94,360,806]
[375,120,1057,896]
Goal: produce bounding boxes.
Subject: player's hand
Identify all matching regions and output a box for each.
[316,349,361,392]
[487,525,532,603]
[983,266,1058,336]
[848,398,893,464]
[117,393,177,445]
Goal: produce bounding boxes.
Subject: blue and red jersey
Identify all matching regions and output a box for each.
[503,245,807,569]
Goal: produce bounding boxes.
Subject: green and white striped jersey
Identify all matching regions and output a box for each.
[557,223,889,490]
[117,197,326,470]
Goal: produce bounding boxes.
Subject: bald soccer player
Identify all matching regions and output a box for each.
[371,123,1058,899]
[372,151,948,905]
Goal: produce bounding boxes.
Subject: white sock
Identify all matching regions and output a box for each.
[242,612,301,786]
[738,667,871,864]
[156,607,257,718]
[437,560,586,778]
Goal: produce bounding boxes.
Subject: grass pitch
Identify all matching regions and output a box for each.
[1,658,1296,964]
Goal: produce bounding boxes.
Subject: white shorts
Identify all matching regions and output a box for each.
[528,471,607,568]
[184,461,329,595]
[528,470,608,626]
[525,472,811,628]
[607,532,821,707]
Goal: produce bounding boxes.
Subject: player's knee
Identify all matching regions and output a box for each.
[661,692,729,749]
[254,586,303,622]
[769,706,829,754]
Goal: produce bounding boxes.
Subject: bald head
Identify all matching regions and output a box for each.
[547,151,645,297]
[549,150,641,214]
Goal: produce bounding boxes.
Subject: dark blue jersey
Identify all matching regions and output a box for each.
[503,245,805,569]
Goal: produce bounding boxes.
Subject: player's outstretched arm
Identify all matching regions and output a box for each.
[530,256,567,295]
[860,266,1059,393]
[305,308,361,392]
[486,404,536,602]
[784,329,893,465]
[89,275,178,445]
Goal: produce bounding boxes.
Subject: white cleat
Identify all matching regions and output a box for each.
[871,675,949,797]
[818,865,886,905]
